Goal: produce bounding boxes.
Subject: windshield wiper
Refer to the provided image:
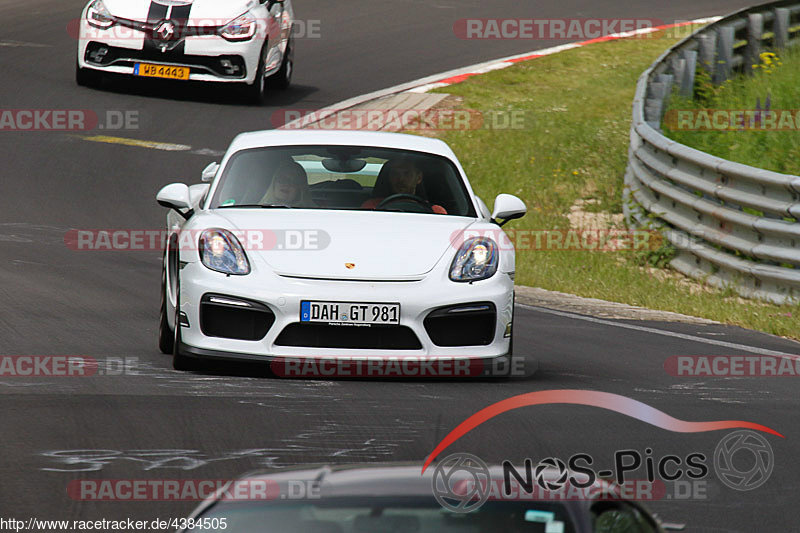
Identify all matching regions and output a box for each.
[217,204,293,209]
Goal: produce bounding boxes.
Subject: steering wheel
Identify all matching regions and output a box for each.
[375,193,434,213]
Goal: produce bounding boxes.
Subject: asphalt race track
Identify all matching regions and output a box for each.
[1,0,797,531]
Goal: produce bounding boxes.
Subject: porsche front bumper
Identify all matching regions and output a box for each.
[174,261,515,362]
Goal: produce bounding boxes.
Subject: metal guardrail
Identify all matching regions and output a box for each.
[624,1,800,304]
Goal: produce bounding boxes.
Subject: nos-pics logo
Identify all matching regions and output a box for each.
[431,430,775,512]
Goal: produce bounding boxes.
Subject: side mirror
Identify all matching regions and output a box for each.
[157,183,193,220]
[491,194,527,226]
[201,162,219,182]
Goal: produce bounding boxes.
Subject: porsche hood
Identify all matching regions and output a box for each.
[199,210,476,280]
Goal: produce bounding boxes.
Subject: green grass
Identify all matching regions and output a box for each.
[413,29,799,339]
[665,47,800,175]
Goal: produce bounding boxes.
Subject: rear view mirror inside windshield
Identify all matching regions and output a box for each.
[321,158,368,173]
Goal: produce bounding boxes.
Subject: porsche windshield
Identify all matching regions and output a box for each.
[209,146,477,217]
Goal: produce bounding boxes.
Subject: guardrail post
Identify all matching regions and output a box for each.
[644,101,663,129]
[671,57,686,94]
[645,74,673,128]
[745,14,764,75]
[713,25,734,84]
[681,50,697,97]
[697,33,717,74]
[656,74,674,98]
[774,8,789,49]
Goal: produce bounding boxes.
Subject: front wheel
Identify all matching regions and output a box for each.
[243,44,267,105]
[266,40,293,90]
[171,259,199,371]
[158,267,174,354]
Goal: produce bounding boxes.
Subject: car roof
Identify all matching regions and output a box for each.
[231,463,604,511]
[227,130,459,160]
[188,463,665,532]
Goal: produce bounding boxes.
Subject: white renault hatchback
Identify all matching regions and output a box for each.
[76,0,294,102]
[156,130,526,371]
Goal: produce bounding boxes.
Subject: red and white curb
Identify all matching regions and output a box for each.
[280,17,720,130]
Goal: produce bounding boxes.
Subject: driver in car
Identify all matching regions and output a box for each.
[260,158,315,207]
[361,158,447,214]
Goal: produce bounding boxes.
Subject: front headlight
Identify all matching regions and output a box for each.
[219,12,256,41]
[449,237,498,282]
[86,0,115,29]
[199,229,250,275]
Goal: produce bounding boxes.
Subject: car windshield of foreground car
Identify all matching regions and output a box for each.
[209,145,476,217]
[189,499,576,533]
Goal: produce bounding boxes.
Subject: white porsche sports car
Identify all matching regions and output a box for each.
[76,0,294,102]
[156,130,527,372]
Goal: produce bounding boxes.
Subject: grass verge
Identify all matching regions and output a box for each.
[665,47,800,175]
[419,28,799,339]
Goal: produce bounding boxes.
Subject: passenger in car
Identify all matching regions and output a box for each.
[260,159,315,207]
[361,158,447,214]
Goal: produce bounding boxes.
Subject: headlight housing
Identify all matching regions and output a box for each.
[449,237,498,282]
[219,12,256,41]
[86,0,115,29]
[199,229,250,275]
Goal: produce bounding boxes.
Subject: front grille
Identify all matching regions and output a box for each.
[424,302,496,347]
[84,42,247,78]
[200,294,275,341]
[275,324,422,350]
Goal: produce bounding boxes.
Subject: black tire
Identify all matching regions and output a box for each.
[171,255,198,371]
[501,292,517,378]
[75,62,100,88]
[266,39,293,90]
[508,292,515,357]
[243,44,268,105]
[506,292,537,377]
[158,266,174,354]
[172,309,196,371]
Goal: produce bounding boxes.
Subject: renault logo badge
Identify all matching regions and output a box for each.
[154,20,176,41]
[345,263,355,270]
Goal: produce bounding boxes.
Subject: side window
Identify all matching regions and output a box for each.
[592,503,657,533]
